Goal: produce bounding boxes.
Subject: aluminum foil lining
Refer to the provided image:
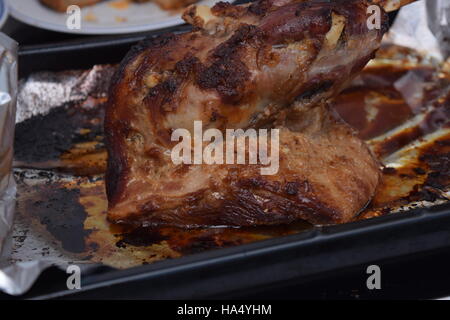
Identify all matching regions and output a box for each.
[0,0,449,296]
[385,0,450,61]
[0,33,18,292]
[15,65,114,124]
[0,65,114,295]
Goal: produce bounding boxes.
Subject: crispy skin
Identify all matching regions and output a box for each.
[105,0,385,227]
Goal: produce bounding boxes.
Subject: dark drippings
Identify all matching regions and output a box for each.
[23,185,92,253]
[116,228,169,248]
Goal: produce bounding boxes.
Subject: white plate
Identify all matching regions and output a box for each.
[0,0,8,30]
[6,0,223,35]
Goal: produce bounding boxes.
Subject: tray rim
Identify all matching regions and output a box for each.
[29,202,450,299]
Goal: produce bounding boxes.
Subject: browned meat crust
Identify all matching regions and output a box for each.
[105,0,386,227]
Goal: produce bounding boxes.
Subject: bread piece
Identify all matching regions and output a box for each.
[153,0,198,10]
[40,0,103,12]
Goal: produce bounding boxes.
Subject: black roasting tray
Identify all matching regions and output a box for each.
[9,19,450,299]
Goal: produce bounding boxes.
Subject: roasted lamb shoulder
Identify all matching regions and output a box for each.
[104,0,412,227]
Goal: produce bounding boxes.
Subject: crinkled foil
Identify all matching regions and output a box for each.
[16,65,115,123]
[0,33,18,293]
[385,0,450,61]
[0,65,114,296]
[1,0,449,296]
[426,0,450,59]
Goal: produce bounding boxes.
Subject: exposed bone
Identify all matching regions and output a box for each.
[324,13,346,50]
[183,5,218,31]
